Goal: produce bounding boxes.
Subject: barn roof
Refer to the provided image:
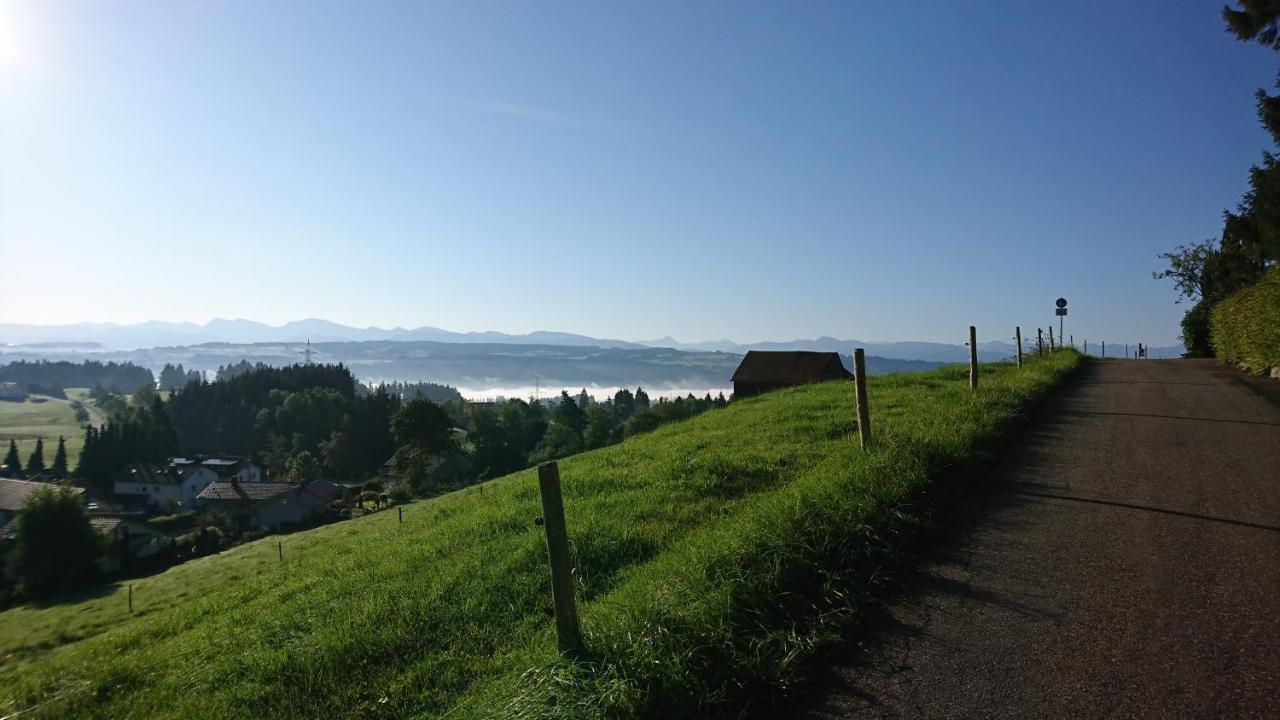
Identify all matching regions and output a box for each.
[730,351,850,384]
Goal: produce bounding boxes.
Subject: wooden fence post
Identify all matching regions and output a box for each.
[1015,327,1023,369]
[968,326,978,393]
[853,348,871,450]
[1037,328,1044,356]
[536,461,582,656]
[278,541,283,563]
[128,584,133,613]
[1102,340,1105,358]
[398,506,403,524]
[1084,339,1088,356]
[1048,325,1055,352]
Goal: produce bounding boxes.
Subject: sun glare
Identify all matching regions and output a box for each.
[0,1,32,69]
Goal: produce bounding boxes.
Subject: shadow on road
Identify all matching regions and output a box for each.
[1013,487,1280,534]
[1057,409,1280,427]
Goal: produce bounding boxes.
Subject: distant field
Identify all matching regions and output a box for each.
[0,353,1081,718]
[0,390,89,470]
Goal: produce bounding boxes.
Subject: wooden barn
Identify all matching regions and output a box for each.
[730,350,852,398]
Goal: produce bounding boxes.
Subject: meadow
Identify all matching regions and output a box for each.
[0,352,1081,719]
[0,389,92,471]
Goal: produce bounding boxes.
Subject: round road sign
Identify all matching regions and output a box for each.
[1055,297,1068,308]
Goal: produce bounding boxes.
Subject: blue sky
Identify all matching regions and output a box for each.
[0,1,1275,346]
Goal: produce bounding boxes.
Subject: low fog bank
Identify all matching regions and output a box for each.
[451,384,734,403]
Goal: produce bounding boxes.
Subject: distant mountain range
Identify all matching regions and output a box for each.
[0,319,645,352]
[0,318,1185,362]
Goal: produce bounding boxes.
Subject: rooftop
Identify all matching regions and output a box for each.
[198,481,298,504]
[730,350,851,384]
[0,478,85,512]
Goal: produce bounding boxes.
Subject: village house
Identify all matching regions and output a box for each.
[92,516,171,572]
[0,477,86,527]
[196,478,338,531]
[730,350,852,398]
[113,463,213,508]
[179,457,263,482]
[113,457,263,508]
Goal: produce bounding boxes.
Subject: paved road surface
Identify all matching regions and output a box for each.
[787,359,1280,719]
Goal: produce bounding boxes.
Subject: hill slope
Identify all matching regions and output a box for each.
[0,391,89,472]
[0,352,1081,719]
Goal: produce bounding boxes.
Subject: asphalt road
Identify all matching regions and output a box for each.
[786,359,1280,719]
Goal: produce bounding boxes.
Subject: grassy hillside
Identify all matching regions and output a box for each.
[0,352,1081,719]
[0,391,90,471]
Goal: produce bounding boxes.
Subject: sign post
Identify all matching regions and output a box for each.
[1055,298,1068,348]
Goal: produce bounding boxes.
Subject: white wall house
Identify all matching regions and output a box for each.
[114,458,263,508]
[175,466,219,503]
[113,463,219,507]
[113,464,183,507]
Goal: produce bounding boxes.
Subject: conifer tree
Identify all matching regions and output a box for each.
[3,439,20,475]
[25,438,46,475]
[75,426,94,478]
[52,436,68,477]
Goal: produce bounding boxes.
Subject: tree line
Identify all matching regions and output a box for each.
[367,380,463,404]
[0,360,153,397]
[158,363,203,390]
[454,388,727,487]
[2,437,69,478]
[68,360,728,496]
[1156,2,1280,353]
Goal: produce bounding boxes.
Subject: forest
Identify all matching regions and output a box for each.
[74,362,726,495]
[0,360,153,397]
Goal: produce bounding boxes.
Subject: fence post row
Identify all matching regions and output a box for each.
[1015,326,1023,369]
[968,326,978,393]
[853,348,871,450]
[536,461,582,656]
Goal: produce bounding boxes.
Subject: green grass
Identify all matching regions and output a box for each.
[0,352,1081,719]
[0,391,89,471]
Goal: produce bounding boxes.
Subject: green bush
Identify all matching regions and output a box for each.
[6,487,103,598]
[1210,267,1280,373]
[1180,300,1213,358]
[387,485,412,505]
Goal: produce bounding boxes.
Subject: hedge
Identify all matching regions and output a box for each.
[1209,267,1280,374]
